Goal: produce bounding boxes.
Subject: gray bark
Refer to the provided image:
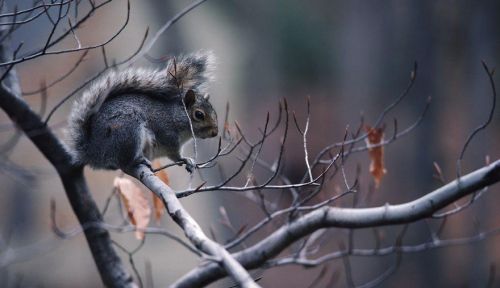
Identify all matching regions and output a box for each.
[174,160,500,287]
[129,164,260,288]
[0,25,135,288]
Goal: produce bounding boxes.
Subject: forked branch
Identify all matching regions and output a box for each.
[129,164,260,288]
[174,160,500,287]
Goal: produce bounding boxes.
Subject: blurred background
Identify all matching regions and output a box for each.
[1,0,500,287]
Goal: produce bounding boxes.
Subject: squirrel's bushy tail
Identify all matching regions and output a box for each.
[66,51,215,164]
[165,50,215,95]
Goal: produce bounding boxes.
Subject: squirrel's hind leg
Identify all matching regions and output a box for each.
[93,113,152,173]
[120,125,155,174]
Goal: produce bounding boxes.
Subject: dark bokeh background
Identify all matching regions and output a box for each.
[1,0,500,287]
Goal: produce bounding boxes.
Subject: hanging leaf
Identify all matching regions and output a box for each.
[152,160,168,223]
[365,125,387,188]
[114,177,151,240]
[152,195,164,224]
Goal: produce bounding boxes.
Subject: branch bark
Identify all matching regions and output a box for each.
[129,164,260,288]
[0,25,135,288]
[174,159,500,287]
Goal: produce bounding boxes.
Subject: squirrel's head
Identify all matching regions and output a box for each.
[183,89,218,139]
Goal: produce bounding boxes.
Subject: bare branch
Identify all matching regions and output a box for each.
[174,160,500,287]
[22,50,89,95]
[0,0,126,68]
[44,26,149,123]
[129,164,260,288]
[458,61,497,173]
[0,20,135,286]
[132,0,210,63]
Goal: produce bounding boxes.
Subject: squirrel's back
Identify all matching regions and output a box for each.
[66,51,215,165]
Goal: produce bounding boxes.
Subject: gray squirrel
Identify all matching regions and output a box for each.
[66,51,218,173]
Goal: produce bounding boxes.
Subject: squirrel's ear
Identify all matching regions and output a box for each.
[203,93,210,100]
[184,89,196,107]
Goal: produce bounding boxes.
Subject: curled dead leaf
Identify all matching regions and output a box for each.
[365,125,387,188]
[114,177,151,240]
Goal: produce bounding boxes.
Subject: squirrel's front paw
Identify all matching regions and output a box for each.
[180,157,196,173]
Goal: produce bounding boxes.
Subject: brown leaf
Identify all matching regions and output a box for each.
[114,177,151,240]
[152,160,168,223]
[152,195,164,224]
[365,125,387,188]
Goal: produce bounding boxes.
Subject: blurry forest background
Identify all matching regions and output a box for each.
[1,0,500,287]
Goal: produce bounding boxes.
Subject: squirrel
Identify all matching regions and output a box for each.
[66,51,218,174]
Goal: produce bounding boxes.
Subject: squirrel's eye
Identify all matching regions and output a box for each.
[194,110,205,121]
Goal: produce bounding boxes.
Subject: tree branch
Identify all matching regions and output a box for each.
[128,164,260,288]
[0,21,135,288]
[174,159,500,287]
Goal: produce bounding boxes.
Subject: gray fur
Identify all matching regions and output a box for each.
[66,51,217,172]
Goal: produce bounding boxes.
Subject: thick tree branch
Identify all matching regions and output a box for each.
[174,159,500,287]
[129,164,260,288]
[0,26,135,288]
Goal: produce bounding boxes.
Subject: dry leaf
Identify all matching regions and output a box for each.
[152,160,168,223]
[365,125,387,188]
[152,195,164,224]
[114,177,151,240]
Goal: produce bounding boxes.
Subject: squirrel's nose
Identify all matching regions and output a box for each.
[211,128,218,137]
